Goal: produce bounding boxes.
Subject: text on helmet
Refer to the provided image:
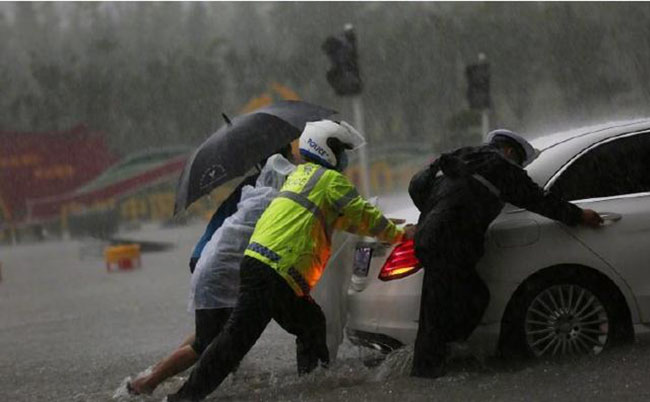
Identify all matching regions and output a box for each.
[307,138,329,158]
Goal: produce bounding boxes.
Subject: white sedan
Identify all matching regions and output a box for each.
[346,119,650,358]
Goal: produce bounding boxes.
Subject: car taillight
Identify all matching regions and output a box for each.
[378,239,422,281]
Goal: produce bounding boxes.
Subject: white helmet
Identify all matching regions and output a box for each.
[487,129,539,166]
[299,120,365,169]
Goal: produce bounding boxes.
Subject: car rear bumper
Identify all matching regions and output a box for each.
[346,323,502,356]
[346,328,404,353]
[347,267,503,356]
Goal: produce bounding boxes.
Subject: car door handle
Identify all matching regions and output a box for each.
[599,212,622,224]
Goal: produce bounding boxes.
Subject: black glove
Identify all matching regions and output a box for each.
[189,257,199,274]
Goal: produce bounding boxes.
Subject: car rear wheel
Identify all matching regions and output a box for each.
[500,267,632,359]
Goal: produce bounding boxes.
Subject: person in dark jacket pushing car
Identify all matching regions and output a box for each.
[408,129,603,379]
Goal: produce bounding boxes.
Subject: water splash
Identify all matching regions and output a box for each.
[201,345,416,400]
[110,340,491,401]
[112,375,133,400]
[372,345,414,382]
[112,366,153,401]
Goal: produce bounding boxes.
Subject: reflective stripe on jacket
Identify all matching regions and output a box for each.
[244,162,404,296]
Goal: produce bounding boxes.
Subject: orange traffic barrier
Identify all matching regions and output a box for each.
[104,244,141,272]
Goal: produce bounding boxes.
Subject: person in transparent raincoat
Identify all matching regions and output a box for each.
[127,151,295,395]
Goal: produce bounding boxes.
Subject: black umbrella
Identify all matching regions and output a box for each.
[174,100,337,214]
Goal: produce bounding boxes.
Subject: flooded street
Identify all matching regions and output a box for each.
[2,223,650,402]
[3,2,650,401]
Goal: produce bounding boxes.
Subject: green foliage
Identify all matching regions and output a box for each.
[0,2,649,157]
[448,110,481,130]
[442,110,483,151]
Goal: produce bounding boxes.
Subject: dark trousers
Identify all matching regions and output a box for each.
[171,256,329,401]
[191,308,233,355]
[411,256,490,378]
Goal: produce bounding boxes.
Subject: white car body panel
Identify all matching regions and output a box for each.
[346,118,650,355]
[479,208,640,325]
[569,193,650,322]
[347,202,640,351]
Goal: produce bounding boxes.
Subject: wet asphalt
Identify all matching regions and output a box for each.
[2,222,650,402]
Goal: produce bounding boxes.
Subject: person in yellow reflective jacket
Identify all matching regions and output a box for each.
[168,120,415,402]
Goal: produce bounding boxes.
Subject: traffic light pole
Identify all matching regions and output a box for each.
[482,109,490,141]
[352,96,371,198]
[478,53,490,139]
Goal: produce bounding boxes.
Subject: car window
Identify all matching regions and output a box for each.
[550,132,650,200]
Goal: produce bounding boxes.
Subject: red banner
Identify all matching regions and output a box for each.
[27,155,187,221]
[0,125,116,223]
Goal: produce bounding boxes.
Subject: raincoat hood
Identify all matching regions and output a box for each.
[257,154,296,189]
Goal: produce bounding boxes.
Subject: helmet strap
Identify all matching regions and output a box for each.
[299,149,336,169]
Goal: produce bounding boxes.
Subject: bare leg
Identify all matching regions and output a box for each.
[179,333,195,348]
[129,334,198,395]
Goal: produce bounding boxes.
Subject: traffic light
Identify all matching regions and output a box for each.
[322,26,362,96]
[465,61,490,110]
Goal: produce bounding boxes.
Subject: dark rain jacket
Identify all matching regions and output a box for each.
[408,144,582,266]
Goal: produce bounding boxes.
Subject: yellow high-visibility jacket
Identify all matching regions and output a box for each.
[244,162,404,296]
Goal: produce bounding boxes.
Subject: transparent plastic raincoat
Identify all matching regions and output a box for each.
[188,154,295,310]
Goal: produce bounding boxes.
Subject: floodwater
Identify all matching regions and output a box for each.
[2,222,650,401]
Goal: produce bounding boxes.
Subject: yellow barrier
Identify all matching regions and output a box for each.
[104,244,141,272]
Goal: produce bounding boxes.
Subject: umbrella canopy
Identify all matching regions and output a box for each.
[174,100,336,214]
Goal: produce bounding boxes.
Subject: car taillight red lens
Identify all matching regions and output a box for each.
[378,239,422,281]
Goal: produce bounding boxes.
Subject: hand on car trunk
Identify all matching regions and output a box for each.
[403,224,417,240]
